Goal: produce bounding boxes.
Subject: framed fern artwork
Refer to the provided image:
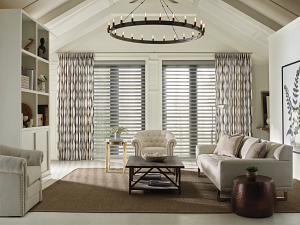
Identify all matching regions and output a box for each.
[282,60,300,153]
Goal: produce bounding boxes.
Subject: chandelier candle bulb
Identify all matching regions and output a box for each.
[107,1,206,44]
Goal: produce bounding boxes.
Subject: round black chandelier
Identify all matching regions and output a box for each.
[107,0,205,44]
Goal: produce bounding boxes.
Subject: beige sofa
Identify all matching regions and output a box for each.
[131,130,177,156]
[196,136,293,201]
[0,145,43,216]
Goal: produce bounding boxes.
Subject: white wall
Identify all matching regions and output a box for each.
[268,17,300,180]
[49,61,58,160]
[252,62,269,141]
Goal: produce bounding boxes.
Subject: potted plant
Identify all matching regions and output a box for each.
[245,166,258,181]
[110,126,127,140]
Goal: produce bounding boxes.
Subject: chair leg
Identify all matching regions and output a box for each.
[198,168,200,177]
[277,190,288,201]
[217,190,231,202]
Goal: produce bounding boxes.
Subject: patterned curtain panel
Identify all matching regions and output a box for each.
[57,53,94,160]
[215,53,252,140]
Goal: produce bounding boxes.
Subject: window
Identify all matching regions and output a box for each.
[94,61,145,157]
[162,60,216,157]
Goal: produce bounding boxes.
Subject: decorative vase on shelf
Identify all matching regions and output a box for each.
[37,74,47,92]
[114,133,121,140]
[246,171,257,181]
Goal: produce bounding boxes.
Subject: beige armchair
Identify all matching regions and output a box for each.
[131,130,177,156]
[0,144,43,216]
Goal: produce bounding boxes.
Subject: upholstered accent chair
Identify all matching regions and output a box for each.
[131,130,177,156]
[0,144,43,216]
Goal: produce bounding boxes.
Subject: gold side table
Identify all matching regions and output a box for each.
[104,140,127,172]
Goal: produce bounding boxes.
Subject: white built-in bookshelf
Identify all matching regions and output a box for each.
[0,9,51,179]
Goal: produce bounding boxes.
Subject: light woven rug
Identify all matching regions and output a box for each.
[31,168,300,213]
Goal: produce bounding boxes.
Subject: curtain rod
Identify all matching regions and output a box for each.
[56,51,253,54]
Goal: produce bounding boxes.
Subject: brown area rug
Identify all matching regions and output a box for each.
[31,168,300,213]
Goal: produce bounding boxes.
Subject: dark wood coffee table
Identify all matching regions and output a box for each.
[126,156,185,195]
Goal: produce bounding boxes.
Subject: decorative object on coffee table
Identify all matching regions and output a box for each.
[110,125,127,140]
[104,139,127,172]
[142,152,167,162]
[231,175,276,218]
[126,156,184,195]
[245,166,258,181]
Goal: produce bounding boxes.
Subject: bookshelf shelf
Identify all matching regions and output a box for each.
[0,9,51,178]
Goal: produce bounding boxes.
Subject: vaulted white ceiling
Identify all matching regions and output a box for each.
[0,0,299,61]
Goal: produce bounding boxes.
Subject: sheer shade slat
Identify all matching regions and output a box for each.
[94,61,145,157]
[162,61,216,156]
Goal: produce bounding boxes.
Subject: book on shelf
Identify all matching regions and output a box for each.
[139,173,161,180]
[148,180,170,187]
[38,105,48,126]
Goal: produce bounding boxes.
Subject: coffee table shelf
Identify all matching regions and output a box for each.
[126,156,184,195]
[131,175,179,190]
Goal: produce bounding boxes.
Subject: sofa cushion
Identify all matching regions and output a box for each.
[218,135,244,157]
[213,132,242,154]
[198,154,240,188]
[245,142,267,158]
[141,147,167,155]
[27,166,41,186]
[265,142,283,159]
[238,137,260,158]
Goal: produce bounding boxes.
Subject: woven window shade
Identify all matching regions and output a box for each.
[162,60,216,156]
[94,61,145,157]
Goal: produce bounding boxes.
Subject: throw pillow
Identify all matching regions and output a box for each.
[239,137,260,159]
[217,135,244,157]
[245,142,267,158]
[213,132,242,154]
